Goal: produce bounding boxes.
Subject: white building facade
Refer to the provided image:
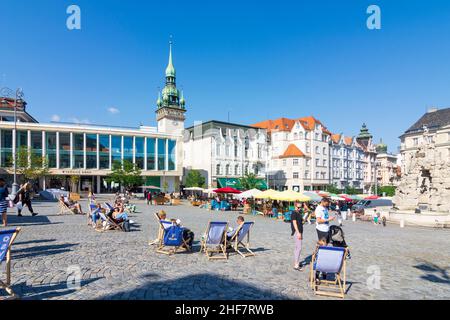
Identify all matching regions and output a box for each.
[183,121,268,189]
[252,117,377,193]
[330,135,365,190]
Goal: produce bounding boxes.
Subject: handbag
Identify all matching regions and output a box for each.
[16,201,23,211]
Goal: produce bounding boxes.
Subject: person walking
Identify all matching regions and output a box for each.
[291,202,304,271]
[17,182,38,217]
[314,197,335,243]
[0,178,9,227]
[147,191,152,206]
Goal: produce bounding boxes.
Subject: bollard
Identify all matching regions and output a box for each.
[400,220,405,228]
[352,213,356,222]
[347,209,351,220]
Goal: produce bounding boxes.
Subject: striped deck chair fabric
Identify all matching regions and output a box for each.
[310,246,348,299]
[0,228,21,299]
[200,222,228,260]
[229,222,255,258]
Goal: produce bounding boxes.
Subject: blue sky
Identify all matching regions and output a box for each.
[2,0,450,152]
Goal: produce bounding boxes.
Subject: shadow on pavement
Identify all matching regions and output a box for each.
[12,277,103,300]
[414,260,450,285]
[12,243,79,259]
[6,214,59,227]
[14,239,57,246]
[100,273,290,300]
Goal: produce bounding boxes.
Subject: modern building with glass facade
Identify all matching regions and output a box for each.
[0,121,182,193]
[0,41,185,193]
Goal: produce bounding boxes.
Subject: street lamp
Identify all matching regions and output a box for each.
[0,87,24,195]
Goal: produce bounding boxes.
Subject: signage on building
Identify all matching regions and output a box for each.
[61,170,93,175]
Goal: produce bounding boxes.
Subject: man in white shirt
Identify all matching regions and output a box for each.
[315,198,335,244]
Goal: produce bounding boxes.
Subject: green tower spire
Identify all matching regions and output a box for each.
[357,123,373,140]
[157,39,186,110]
[165,40,176,78]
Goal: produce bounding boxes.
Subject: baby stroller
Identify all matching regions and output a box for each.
[329,225,351,260]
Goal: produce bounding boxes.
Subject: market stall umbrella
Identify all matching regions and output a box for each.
[202,188,217,195]
[365,195,380,200]
[184,187,205,191]
[350,195,363,201]
[254,189,282,199]
[330,196,346,201]
[213,187,242,194]
[277,190,311,202]
[140,185,161,190]
[235,189,263,199]
[338,194,353,202]
[303,191,323,202]
[317,191,330,197]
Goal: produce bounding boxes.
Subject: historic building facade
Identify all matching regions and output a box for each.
[395,107,450,212]
[330,134,365,190]
[183,121,268,189]
[252,117,332,192]
[0,42,185,193]
[375,140,401,187]
[252,118,376,193]
[355,124,378,194]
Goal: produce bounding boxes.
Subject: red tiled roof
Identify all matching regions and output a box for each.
[279,144,306,158]
[251,118,295,132]
[331,134,341,144]
[344,137,353,146]
[252,115,332,135]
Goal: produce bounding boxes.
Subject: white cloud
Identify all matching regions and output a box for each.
[107,107,120,114]
[70,117,91,124]
[51,114,61,122]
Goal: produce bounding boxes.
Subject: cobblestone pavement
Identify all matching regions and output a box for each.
[1,197,449,300]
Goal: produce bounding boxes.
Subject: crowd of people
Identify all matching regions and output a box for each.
[89,195,135,231]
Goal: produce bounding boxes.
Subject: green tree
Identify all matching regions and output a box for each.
[344,186,359,195]
[185,170,206,188]
[377,185,396,197]
[106,160,143,191]
[240,173,260,190]
[12,146,50,183]
[325,184,341,194]
[70,175,80,193]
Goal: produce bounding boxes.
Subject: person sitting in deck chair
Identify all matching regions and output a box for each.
[173,218,195,248]
[112,206,134,224]
[226,216,245,241]
[90,203,104,228]
[60,196,84,214]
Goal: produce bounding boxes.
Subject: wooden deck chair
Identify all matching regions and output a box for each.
[58,198,77,215]
[309,246,348,299]
[200,222,228,260]
[0,228,21,299]
[156,221,190,255]
[149,212,165,246]
[97,210,124,232]
[228,222,255,258]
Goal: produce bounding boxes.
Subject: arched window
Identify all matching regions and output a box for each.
[235,164,240,176]
[216,164,221,175]
[225,164,230,175]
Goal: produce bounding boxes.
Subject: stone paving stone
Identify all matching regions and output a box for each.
[0,197,448,300]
